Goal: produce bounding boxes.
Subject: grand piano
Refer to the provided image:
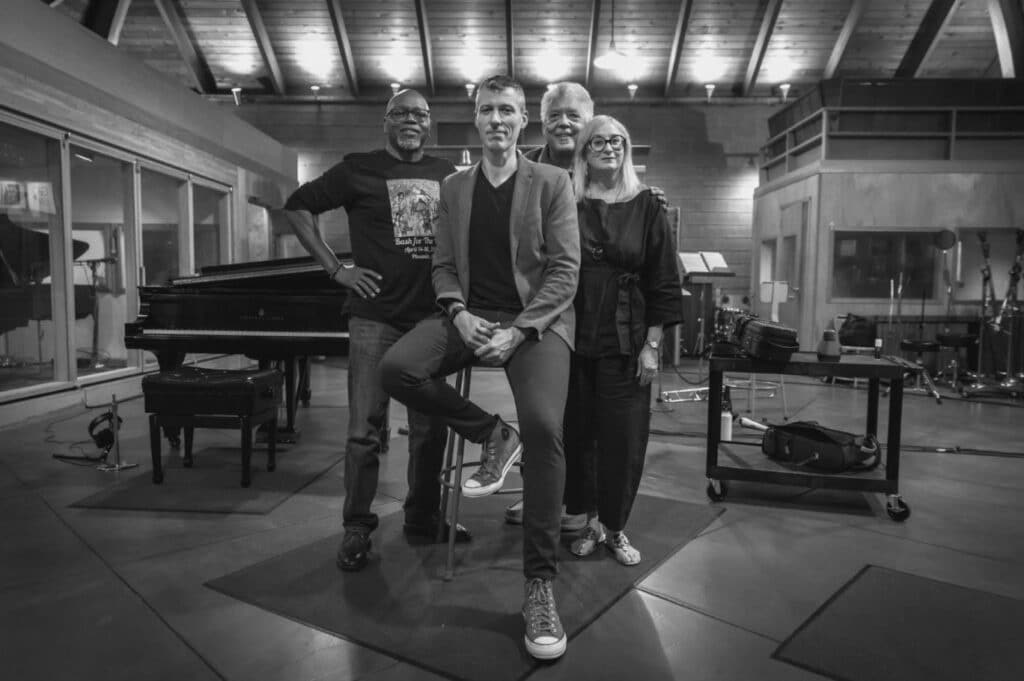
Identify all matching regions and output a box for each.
[1,215,95,364]
[124,255,352,437]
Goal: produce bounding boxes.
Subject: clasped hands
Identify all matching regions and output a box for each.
[453,311,524,366]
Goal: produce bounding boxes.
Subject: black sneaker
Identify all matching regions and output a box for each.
[336,530,371,572]
[462,418,523,498]
[402,519,473,544]
[522,578,566,660]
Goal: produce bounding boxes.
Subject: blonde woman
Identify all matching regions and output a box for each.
[564,115,683,565]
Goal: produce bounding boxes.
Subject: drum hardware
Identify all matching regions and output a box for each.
[96,394,137,472]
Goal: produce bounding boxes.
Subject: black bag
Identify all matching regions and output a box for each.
[733,315,799,362]
[761,421,881,473]
[838,314,876,347]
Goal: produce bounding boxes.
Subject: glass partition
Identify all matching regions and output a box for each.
[0,121,64,391]
[140,168,186,286]
[193,183,228,271]
[69,145,133,376]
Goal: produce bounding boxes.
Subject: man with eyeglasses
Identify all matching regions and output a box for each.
[381,75,579,660]
[278,88,468,574]
[504,82,668,531]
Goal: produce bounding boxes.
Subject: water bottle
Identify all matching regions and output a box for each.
[720,386,733,441]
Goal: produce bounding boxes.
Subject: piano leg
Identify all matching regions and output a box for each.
[157,351,185,449]
[298,355,311,407]
[256,357,299,444]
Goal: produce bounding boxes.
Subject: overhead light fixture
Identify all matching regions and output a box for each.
[231,86,242,107]
[627,83,638,100]
[779,82,791,103]
[465,82,475,99]
[310,84,321,101]
[390,82,401,96]
[704,83,715,103]
[73,151,94,163]
[594,0,629,72]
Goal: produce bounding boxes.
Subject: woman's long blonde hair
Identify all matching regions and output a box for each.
[571,115,644,201]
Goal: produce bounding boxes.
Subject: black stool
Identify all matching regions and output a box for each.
[142,367,282,487]
[899,338,942,402]
[935,332,977,388]
[437,365,522,581]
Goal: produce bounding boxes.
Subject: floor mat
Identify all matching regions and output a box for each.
[70,445,341,514]
[774,564,1024,681]
[206,493,721,681]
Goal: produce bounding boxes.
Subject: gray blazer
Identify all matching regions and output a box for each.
[432,155,580,349]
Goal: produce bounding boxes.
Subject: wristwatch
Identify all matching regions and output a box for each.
[645,339,660,350]
[447,302,467,322]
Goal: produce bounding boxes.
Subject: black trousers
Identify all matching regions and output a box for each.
[380,310,570,580]
[563,353,651,532]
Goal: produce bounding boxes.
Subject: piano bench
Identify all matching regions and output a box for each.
[142,367,283,488]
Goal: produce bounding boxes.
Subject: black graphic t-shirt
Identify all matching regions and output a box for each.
[284,150,455,331]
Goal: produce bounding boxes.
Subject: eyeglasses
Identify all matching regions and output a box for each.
[385,108,431,123]
[587,135,625,151]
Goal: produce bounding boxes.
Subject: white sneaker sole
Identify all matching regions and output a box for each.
[524,633,566,660]
[461,443,523,498]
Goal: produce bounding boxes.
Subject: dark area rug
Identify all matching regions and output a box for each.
[775,565,1024,681]
[70,445,341,514]
[206,493,721,681]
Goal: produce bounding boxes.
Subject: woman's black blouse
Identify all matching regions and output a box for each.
[574,189,684,358]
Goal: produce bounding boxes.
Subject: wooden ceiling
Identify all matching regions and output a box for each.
[46,0,1024,103]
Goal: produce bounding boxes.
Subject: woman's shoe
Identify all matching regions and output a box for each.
[606,531,641,566]
[570,521,606,557]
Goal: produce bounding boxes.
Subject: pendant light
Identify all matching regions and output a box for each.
[594,0,629,72]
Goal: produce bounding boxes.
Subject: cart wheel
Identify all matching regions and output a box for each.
[706,479,728,502]
[886,498,911,522]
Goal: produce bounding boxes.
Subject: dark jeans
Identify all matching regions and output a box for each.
[563,353,651,532]
[344,316,449,534]
[380,310,570,580]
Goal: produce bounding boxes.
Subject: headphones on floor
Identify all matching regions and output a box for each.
[88,412,124,452]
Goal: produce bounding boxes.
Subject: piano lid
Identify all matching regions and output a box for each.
[171,253,353,288]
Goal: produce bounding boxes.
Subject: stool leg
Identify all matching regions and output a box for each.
[183,426,194,467]
[267,417,277,472]
[444,433,467,582]
[149,414,163,484]
[240,415,252,488]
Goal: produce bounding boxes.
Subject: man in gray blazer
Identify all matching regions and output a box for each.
[381,75,579,661]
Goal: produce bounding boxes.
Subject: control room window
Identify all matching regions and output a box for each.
[832,230,936,300]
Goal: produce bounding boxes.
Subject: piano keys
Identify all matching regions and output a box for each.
[125,255,352,438]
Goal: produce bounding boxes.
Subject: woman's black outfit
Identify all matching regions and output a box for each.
[563,189,683,531]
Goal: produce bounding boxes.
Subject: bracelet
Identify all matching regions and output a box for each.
[328,262,344,279]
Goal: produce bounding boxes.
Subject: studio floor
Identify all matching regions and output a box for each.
[2,357,1023,681]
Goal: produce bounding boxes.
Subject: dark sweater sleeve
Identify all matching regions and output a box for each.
[641,197,684,328]
[282,159,355,214]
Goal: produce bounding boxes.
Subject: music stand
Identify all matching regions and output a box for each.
[662,252,734,403]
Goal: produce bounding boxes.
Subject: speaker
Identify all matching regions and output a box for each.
[88,412,123,452]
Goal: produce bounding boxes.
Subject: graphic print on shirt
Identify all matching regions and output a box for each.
[387,178,439,260]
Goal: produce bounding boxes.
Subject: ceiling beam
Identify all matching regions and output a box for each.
[326,0,359,96]
[82,0,133,46]
[663,0,694,97]
[895,0,958,78]
[823,0,868,79]
[48,0,67,8]
[988,0,1024,77]
[505,0,515,79]
[585,0,602,90]
[413,0,435,95]
[742,0,783,96]
[239,0,285,95]
[152,0,216,94]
